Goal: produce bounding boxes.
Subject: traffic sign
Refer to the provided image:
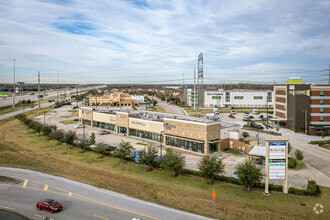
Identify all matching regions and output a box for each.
[0,92,8,96]
[135,151,140,163]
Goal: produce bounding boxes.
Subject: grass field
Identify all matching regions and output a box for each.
[60,119,77,125]
[0,111,329,219]
[153,106,165,112]
[224,149,243,155]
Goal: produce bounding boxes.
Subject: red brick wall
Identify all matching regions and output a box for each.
[276,105,285,111]
[311,91,330,96]
[311,99,330,105]
[275,90,285,95]
[276,97,285,103]
[275,111,285,118]
[311,108,330,113]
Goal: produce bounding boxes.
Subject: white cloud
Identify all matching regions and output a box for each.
[0,0,329,84]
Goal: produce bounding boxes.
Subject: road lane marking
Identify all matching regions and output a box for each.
[44,184,48,191]
[0,205,16,210]
[4,181,160,220]
[93,214,109,220]
[22,179,28,188]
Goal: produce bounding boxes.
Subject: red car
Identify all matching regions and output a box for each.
[36,199,63,213]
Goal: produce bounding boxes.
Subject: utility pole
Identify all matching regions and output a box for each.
[76,85,78,107]
[305,109,307,134]
[194,67,196,116]
[12,59,16,108]
[57,72,59,103]
[83,125,85,140]
[38,71,40,110]
[43,111,46,126]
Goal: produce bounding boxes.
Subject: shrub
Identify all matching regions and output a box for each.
[236,160,263,191]
[295,150,304,161]
[288,180,320,196]
[113,141,134,161]
[161,148,185,177]
[50,129,65,143]
[63,130,76,147]
[139,146,158,171]
[198,155,225,184]
[42,125,53,136]
[288,157,297,168]
[90,132,96,145]
[242,132,249,141]
[288,142,292,154]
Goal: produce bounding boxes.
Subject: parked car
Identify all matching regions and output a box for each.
[268,111,274,114]
[267,115,273,119]
[249,115,254,119]
[243,114,250,119]
[232,171,238,179]
[256,124,264,130]
[98,130,110,135]
[104,145,116,152]
[36,199,63,213]
[230,110,236,114]
[244,111,249,114]
[30,105,34,108]
[30,92,35,95]
[75,124,85,128]
[73,118,79,121]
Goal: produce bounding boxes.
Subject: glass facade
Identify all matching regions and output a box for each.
[209,143,218,153]
[166,136,204,153]
[129,129,162,142]
[83,119,91,126]
[92,122,116,132]
[118,126,127,134]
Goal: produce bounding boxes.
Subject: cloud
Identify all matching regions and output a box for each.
[0,0,329,84]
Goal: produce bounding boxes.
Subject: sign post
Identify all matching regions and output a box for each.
[212,189,216,214]
[265,140,288,194]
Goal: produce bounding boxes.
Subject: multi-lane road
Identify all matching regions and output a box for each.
[0,167,209,220]
[0,86,105,108]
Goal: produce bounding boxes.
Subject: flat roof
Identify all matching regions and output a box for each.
[94,110,219,124]
[249,146,266,156]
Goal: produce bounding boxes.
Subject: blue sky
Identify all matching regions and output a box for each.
[0,0,329,84]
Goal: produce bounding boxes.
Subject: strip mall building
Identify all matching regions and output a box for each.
[274,77,330,135]
[79,107,221,154]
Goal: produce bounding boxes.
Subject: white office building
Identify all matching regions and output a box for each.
[184,89,273,108]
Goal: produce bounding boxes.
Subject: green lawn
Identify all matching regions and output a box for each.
[60,119,77,125]
[224,149,243,155]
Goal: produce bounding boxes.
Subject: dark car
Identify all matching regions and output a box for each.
[30,105,34,108]
[244,111,249,114]
[256,124,264,130]
[268,111,274,114]
[73,118,79,121]
[36,199,63,213]
[249,115,254,119]
[104,144,116,152]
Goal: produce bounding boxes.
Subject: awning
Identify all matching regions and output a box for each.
[248,146,266,157]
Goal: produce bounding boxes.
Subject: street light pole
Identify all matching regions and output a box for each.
[12,59,16,108]
[160,131,165,157]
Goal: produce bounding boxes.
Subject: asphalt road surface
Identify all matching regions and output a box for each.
[0,167,210,220]
[0,86,105,108]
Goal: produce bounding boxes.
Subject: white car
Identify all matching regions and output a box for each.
[243,114,249,119]
[230,110,236,114]
[75,124,85,128]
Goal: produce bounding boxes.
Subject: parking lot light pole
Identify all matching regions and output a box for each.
[160,131,165,157]
[257,127,260,145]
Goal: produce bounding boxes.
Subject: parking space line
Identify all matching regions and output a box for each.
[44,184,48,191]
[22,179,28,188]
[93,214,109,220]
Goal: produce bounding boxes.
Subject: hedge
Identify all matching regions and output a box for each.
[288,157,297,168]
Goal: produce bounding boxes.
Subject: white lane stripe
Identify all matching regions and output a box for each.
[0,205,16,210]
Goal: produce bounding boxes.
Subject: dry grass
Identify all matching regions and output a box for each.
[153,106,165,113]
[0,117,329,219]
[60,111,79,118]
[59,119,77,125]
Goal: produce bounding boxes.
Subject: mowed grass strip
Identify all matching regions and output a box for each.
[60,119,77,125]
[0,118,329,220]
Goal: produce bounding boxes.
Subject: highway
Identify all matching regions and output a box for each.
[0,167,210,220]
[0,86,105,108]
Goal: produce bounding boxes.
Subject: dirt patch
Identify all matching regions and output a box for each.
[0,175,21,184]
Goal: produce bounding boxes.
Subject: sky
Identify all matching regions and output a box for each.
[0,0,329,84]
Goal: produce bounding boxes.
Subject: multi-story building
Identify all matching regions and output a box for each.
[274,77,330,135]
[184,88,273,108]
[79,107,221,155]
[89,92,143,106]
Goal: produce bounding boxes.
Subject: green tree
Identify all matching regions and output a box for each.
[140,146,158,171]
[42,125,53,136]
[50,129,65,143]
[161,148,185,177]
[90,132,96,145]
[295,150,304,161]
[64,130,76,147]
[198,155,225,184]
[114,141,134,162]
[236,160,263,192]
[242,132,249,142]
[288,142,292,154]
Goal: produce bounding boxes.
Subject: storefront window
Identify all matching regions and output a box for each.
[129,129,162,142]
[209,143,218,154]
[165,136,204,153]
